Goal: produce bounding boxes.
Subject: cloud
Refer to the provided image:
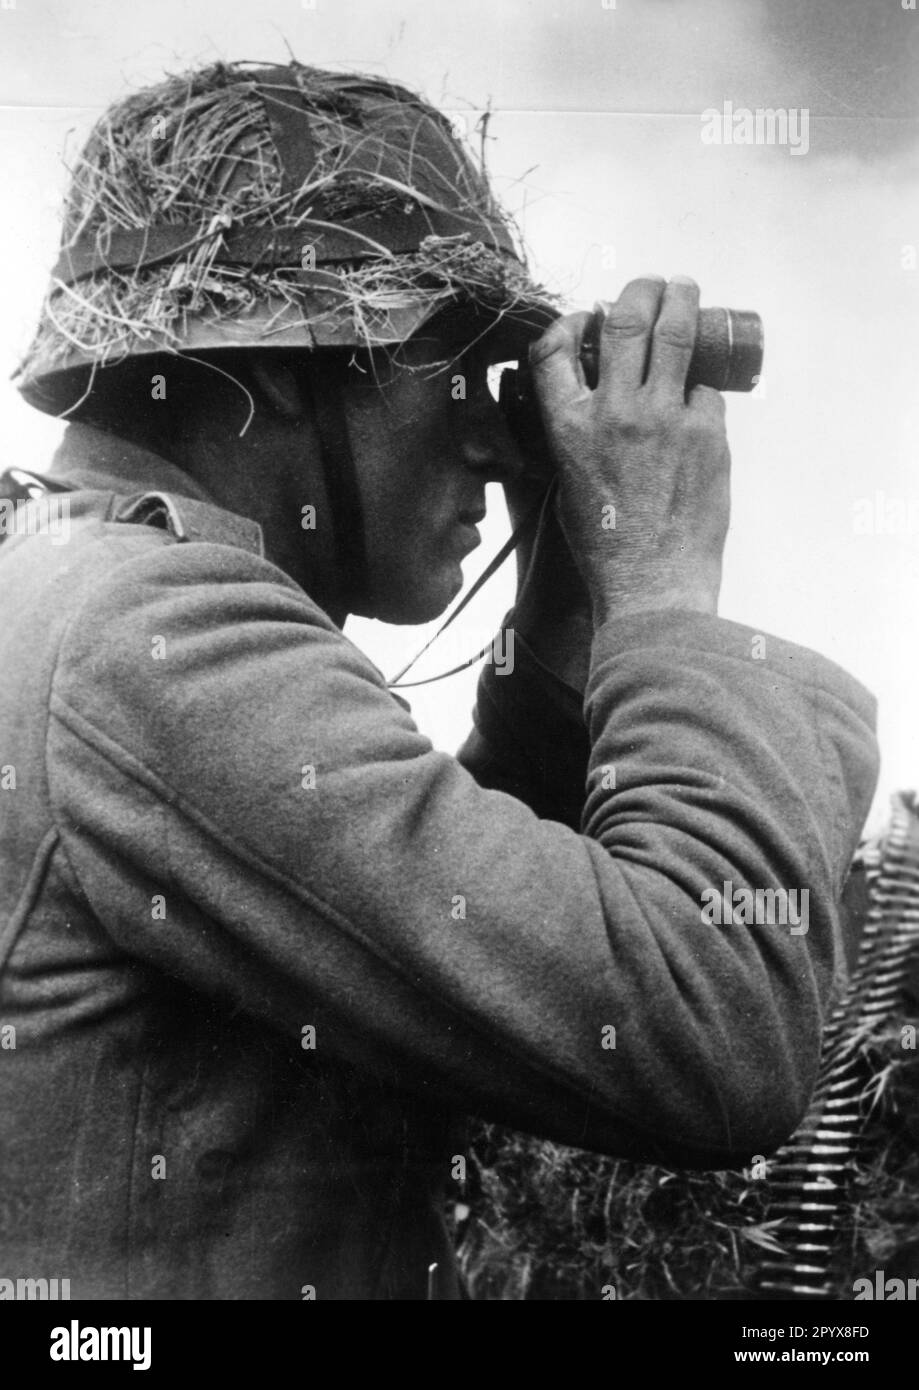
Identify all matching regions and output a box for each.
[508,0,919,164]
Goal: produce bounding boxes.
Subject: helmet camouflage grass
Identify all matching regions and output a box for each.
[16,59,557,418]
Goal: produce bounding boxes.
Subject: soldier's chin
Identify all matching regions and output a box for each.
[375,561,463,625]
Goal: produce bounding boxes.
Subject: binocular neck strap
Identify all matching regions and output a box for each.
[387,481,555,689]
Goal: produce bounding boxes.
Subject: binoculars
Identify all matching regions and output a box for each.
[498,305,763,465]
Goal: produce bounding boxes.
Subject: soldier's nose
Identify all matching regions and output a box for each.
[463,441,523,486]
[461,420,525,485]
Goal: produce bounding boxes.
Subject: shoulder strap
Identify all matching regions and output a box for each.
[112,490,264,557]
[0,471,265,559]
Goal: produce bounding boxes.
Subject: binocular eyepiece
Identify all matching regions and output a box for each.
[498,305,763,464]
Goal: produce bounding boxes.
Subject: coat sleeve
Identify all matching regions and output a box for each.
[46,531,880,1168]
[457,621,589,829]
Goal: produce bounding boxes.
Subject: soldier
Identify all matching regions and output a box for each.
[0,61,878,1299]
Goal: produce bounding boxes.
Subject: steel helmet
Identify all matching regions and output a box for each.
[16,59,557,418]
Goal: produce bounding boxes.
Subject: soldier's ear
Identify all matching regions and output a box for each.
[249,356,308,421]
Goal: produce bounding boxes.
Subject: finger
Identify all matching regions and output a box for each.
[595,275,665,393]
[685,381,727,421]
[646,275,700,397]
[528,310,593,409]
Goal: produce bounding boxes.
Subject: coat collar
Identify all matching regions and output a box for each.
[47,423,215,503]
[43,423,264,559]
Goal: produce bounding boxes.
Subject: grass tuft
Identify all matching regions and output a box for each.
[457,1003,919,1301]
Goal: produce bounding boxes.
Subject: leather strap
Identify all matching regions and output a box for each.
[51,213,519,287]
[301,359,368,611]
[388,484,551,688]
[256,67,320,198]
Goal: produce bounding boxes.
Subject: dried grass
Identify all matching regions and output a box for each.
[18,60,555,392]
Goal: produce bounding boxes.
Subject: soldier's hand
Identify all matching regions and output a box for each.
[504,473,593,695]
[529,275,731,624]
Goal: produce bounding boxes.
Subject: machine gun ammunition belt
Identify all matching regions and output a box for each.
[754,792,919,1298]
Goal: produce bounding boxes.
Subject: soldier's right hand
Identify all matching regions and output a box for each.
[528,275,731,625]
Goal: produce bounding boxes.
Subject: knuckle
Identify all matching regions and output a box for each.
[685,420,728,459]
[692,384,727,416]
[603,400,653,440]
[609,412,641,441]
[681,416,712,445]
[602,305,653,339]
[653,321,696,351]
[529,319,574,367]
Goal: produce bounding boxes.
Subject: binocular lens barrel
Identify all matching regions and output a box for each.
[498,306,763,465]
[579,306,763,394]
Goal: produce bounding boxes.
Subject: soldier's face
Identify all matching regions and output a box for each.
[342,331,524,624]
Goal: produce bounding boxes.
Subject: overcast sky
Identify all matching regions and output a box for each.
[1,0,916,832]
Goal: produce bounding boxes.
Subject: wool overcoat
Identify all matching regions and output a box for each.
[0,424,879,1298]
